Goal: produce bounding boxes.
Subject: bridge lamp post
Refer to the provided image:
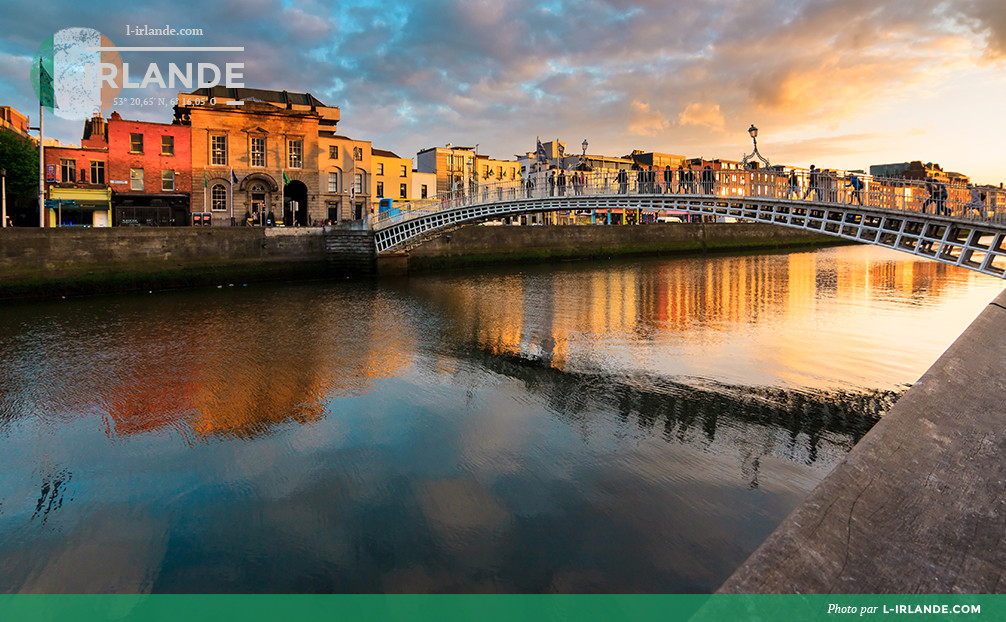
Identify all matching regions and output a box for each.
[1,168,6,228]
[741,124,770,170]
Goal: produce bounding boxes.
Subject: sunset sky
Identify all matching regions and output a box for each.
[2,0,1005,184]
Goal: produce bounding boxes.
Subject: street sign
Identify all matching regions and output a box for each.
[44,199,57,209]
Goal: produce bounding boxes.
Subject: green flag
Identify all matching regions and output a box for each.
[283,172,290,185]
[203,171,207,188]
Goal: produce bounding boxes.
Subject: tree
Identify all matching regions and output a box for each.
[0,129,39,201]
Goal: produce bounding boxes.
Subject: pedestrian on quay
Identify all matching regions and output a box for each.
[845,173,864,205]
[803,165,821,201]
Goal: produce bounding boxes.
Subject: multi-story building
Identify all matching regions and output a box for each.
[42,115,111,227]
[1,106,32,141]
[416,145,477,195]
[106,111,191,225]
[318,132,371,222]
[175,87,339,226]
[371,148,412,208]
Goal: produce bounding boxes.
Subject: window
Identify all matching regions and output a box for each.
[376,181,384,198]
[130,168,143,191]
[400,183,407,199]
[211,135,227,166]
[130,133,143,153]
[288,138,303,169]
[377,163,384,175]
[328,172,339,192]
[250,136,265,167]
[329,145,339,159]
[161,135,174,155]
[421,184,428,199]
[60,158,76,182]
[162,170,175,192]
[90,161,105,184]
[354,173,363,194]
[400,165,407,177]
[353,147,363,161]
[211,184,227,211]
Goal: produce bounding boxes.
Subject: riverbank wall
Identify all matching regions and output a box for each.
[1,223,842,300]
[718,287,1006,593]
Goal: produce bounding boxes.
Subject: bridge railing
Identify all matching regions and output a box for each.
[370,167,1006,230]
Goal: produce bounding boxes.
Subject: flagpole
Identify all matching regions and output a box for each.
[38,59,45,228]
[203,167,206,226]
[229,168,233,225]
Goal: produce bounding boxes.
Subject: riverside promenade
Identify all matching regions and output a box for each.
[719,288,1006,593]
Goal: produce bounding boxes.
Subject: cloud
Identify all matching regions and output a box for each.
[1,0,1003,179]
[678,102,725,132]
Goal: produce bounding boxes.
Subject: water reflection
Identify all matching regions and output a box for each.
[0,245,1001,593]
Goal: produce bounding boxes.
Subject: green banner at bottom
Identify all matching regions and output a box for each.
[0,594,997,622]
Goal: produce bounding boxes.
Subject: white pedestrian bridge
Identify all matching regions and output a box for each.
[370,168,1006,280]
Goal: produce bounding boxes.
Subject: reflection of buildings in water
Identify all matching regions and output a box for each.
[96,293,418,441]
[409,247,974,379]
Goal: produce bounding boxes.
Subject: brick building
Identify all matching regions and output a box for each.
[106,111,191,225]
[42,115,110,227]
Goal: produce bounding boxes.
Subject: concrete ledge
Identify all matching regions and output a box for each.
[719,289,1006,593]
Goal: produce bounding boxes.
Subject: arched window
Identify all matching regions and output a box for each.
[211,184,227,211]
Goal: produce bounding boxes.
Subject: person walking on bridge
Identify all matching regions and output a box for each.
[921,177,936,213]
[802,165,821,201]
[845,173,864,206]
[617,168,628,194]
[548,169,556,197]
[557,169,567,196]
[788,170,799,198]
[663,165,672,193]
[965,184,985,218]
[677,165,687,193]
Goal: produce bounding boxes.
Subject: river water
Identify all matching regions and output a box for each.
[0,245,1001,593]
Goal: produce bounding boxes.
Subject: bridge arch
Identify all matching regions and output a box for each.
[370,170,1006,280]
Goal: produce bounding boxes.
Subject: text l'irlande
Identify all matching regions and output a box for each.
[84,62,244,90]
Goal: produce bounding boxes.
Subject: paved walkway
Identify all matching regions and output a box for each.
[719,289,1006,593]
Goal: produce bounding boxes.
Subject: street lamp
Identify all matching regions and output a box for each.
[741,124,770,169]
[580,139,588,169]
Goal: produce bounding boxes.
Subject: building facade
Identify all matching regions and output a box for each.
[106,112,191,225]
[371,148,412,209]
[42,127,111,227]
[318,133,371,222]
[175,87,338,226]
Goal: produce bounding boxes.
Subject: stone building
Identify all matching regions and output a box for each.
[174,87,338,226]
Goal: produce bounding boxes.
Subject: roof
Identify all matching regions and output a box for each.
[187,87,330,108]
[371,148,402,159]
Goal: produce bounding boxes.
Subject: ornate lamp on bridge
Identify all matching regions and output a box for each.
[579,139,589,170]
[741,124,770,169]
